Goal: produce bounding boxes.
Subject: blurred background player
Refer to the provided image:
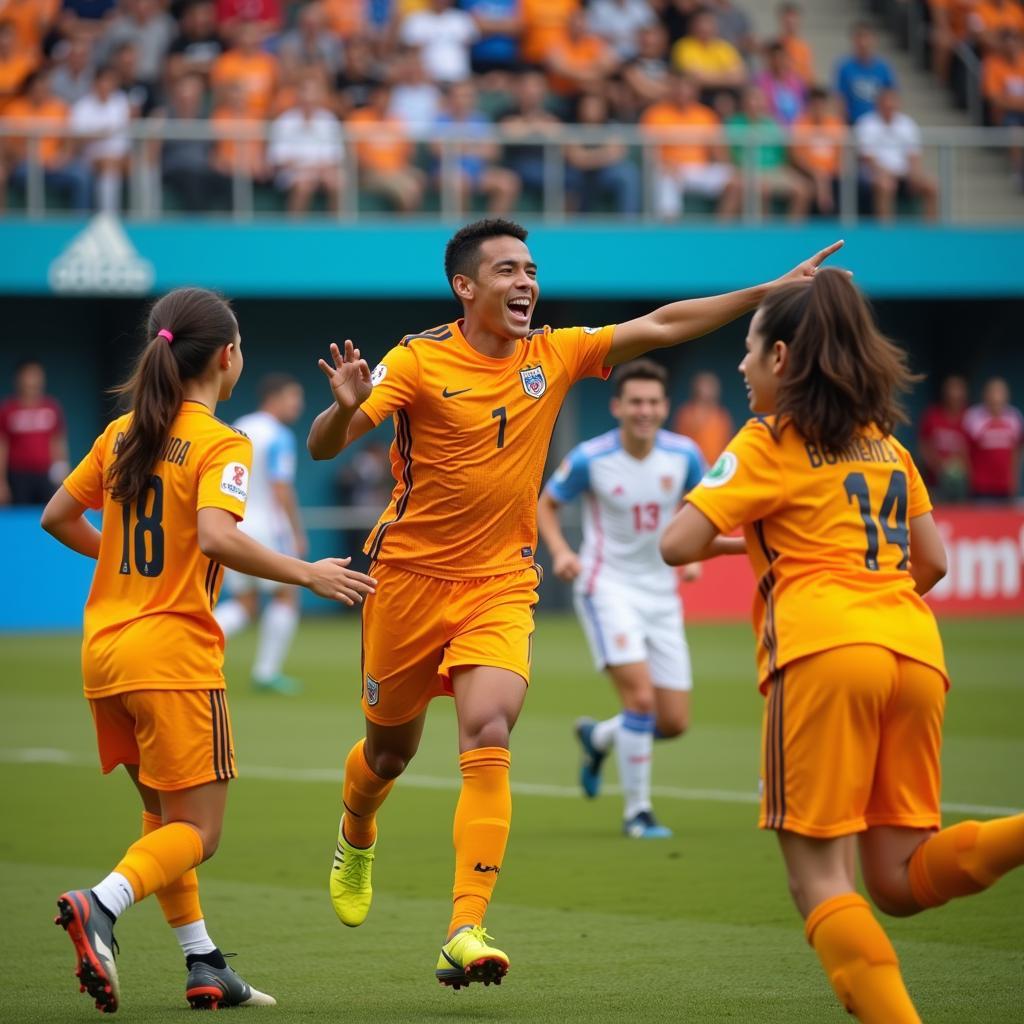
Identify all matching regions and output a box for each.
[538,358,706,839]
[215,372,308,694]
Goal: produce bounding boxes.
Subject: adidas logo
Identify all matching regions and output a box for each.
[48,213,154,295]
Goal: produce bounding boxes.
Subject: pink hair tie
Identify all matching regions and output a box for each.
[157,328,174,343]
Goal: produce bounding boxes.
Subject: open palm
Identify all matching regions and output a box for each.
[318,340,372,411]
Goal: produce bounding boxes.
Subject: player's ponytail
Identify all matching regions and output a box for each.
[108,287,237,506]
[759,268,920,451]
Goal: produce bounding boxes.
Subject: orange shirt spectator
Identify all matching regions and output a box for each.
[546,14,617,97]
[782,36,814,84]
[0,21,37,111]
[520,0,578,65]
[983,44,1024,106]
[348,105,413,173]
[0,0,57,52]
[211,94,267,178]
[323,0,365,38]
[971,0,1024,40]
[4,91,68,165]
[791,110,846,176]
[641,96,722,168]
[210,28,278,116]
[672,372,733,464]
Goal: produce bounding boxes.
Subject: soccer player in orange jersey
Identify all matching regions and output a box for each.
[41,287,375,1014]
[307,218,841,988]
[659,269,1024,1023]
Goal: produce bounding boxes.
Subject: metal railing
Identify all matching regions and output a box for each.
[0,119,1021,223]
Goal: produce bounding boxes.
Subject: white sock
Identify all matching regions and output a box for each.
[92,871,135,919]
[97,170,121,213]
[215,599,251,637]
[252,600,299,682]
[174,918,217,957]
[616,711,654,820]
[591,713,621,753]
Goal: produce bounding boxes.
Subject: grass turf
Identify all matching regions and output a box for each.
[1,614,1021,1022]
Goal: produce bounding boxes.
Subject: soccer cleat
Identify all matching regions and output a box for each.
[329,825,375,927]
[54,889,121,1014]
[623,810,673,839]
[251,673,302,695]
[185,956,277,1010]
[575,716,607,799]
[435,925,509,990]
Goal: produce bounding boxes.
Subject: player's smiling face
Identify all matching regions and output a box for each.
[472,236,539,339]
[740,309,785,414]
[612,379,669,443]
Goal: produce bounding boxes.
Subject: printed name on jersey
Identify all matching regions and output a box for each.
[701,451,738,488]
[220,462,250,501]
[371,363,388,386]
[365,673,380,706]
[519,363,547,399]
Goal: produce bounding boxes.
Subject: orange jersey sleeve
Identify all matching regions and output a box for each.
[360,341,422,427]
[65,420,115,509]
[196,430,253,519]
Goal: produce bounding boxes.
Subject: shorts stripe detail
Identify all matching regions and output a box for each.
[580,594,609,665]
[204,561,222,607]
[216,691,234,779]
[764,669,786,829]
[752,521,779,674]
[209,691,223,781]
[367,411,413,561]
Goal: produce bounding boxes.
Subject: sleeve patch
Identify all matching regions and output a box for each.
[220,462,250,501]
[371,363,388,386]
[701,451,738,489]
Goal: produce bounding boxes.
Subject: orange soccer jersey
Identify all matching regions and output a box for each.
[63,401,252,699]
[359,319,614,579]
[686,417,947,691]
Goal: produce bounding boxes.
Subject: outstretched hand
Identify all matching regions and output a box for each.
[318,340,372,412]
[774,239,847,287]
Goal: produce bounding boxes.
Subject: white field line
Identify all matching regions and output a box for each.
[1,748,1019,818]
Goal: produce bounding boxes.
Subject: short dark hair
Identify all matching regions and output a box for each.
[611,358,669,397]
[260,372,300,403]
[444,218,528,297]
[14,357,44,375]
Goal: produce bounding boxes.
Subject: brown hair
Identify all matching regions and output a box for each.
[757,268,919,450]
[107,287,237,505]
[611,358,669,397]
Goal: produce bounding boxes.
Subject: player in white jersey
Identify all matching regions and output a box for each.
[538,360,705,838]
[216,374,308,693]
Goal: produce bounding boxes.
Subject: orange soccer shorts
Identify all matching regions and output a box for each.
[760,644,946,838]
[359,561,541,726]
[89,689,237,791]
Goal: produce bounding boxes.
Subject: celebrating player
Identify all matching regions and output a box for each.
[659,269,1024,1023]
[41,287,375,1013]
[215,373,308,694]
[307,218,841,989]
[537,359,707,839]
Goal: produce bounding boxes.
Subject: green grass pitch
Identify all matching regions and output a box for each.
[1,614,1021,1023]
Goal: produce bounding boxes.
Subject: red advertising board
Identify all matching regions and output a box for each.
[681,505,1024,622]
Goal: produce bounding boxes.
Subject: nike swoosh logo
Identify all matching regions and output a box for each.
[442,387,472,398]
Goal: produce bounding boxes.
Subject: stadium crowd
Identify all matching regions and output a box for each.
[0,0,974,217]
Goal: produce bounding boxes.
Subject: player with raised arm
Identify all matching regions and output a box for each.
[307,218,841,989]
[537,359,708,839]
[659,269,1024,1023]
[215,373,309,694]
[41,287,375,1014]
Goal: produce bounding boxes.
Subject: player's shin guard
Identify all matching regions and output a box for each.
[142,811,204,928]
[449,747,511,936]
[341,739,395,848]
[115,822,205,902]
[805,893,920,1024]
[908,814,1024,909]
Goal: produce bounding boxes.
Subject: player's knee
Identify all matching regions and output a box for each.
[656,714,687,739]
[463,717,511,751]
[623,690,655,716]
[195,822,222,861]
[366,749,411,780]
[863,873,921,918]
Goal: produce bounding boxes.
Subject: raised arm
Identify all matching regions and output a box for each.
[606,240,844,365]
[307,340,376,460]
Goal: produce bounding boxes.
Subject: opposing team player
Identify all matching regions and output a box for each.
[537,359,709,839]
[215,374,308,694]
[307,218,840,989]
[660,269,1024,1023]
[41,287,374,1013]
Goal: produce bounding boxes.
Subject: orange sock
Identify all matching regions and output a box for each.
[141,811,203,928]
[448,747,511,936]
[908,815,1024,908]
[341,739,394,849]
[115,821,204,901]
[805,893,920,1024]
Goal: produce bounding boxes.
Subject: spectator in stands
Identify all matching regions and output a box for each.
[210,18,279,116]
[399,0,479,85]
[50,32,95,106]
[0,358,68,506]
[650,0,699,47]
[520,0,579,67]
[211,78,268,183]
[322,0,375,44]
[157,71,231,211]
[706,0,755,62]
[726,84,810,220]
[165,0,224,86]
[856,87,938,221]
[587,0,656,62]
[277,1,344,84]
[564,90,642,214]
[545,9,619,105]
[918,373,970,502]
[215,0,281,43]
[777,2,814,84]
[1,69,93,212]
[97,0,176,86]
[982,29,1024,187]
[755,40,805,125]
[790,85,846,216]
[110,41,156,116]
[58,0,118,39]
[963,377,1024,501]
[0,20,37,111]
[670,6,745,103]
[335,34,385,116]
[431,78,519,213]
[3,0,58,53]
[671,369,732,464]
[499,69,564,201]
[268,73,344,215]
[462,0,522,86]
[640,70,740,219]
[387,46,440,136]
[622,22,671,114]
[968,0,1024,54]
[835,21,897,124]
[347,82,425,213]
[70,63,131,212]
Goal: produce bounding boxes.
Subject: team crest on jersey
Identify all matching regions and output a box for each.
[519,364,547,399]
[702,451,738,488]
[220,462,249,501]
[371,363,388,386]
[365,674,380,706]
[660,475,675,493]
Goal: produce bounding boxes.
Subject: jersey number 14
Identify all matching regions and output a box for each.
[844,470,909,572]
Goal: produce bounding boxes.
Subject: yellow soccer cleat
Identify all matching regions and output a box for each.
[435,926,509,990]
[329,825,375,927]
